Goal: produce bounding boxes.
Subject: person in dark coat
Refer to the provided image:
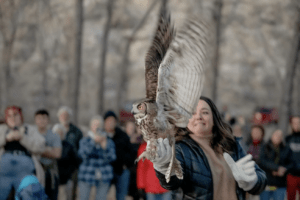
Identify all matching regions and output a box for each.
[52,124,82,200]
[285,115,300,200]
[259,129,294,200]
[104,111,134,200]
[57,106,83,200]
[150,97,267,200]
[245,124,265,165]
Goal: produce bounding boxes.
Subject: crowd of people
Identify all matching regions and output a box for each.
[236,116,300,200]
[0,102,299,200]
[0,106,139,200]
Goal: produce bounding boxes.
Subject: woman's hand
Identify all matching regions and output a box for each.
[277,166,287,177]
[6,129,23,142]
[223,153,258,191]
[94,135,107,149]
[150,138,172,175]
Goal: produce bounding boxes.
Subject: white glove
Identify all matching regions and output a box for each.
[150,138,172,175]
[223,153,258,191]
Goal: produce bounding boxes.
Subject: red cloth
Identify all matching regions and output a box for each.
[136,142,169,194]
[287,174,300,200]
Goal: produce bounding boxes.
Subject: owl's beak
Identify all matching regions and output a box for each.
[131,109,136,115]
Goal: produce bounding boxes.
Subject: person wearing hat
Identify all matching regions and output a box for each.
[104,111,135,200]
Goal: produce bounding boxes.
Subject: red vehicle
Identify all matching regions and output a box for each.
[252,107,279,125]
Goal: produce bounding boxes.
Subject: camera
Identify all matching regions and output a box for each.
[96,128,107,137]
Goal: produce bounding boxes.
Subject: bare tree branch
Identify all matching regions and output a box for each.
[115,0,159,112]
[211,0,223,102]
[73,0,84,124]
[0,0,26,112]
[279,7,300,136]
[97,0,114,115]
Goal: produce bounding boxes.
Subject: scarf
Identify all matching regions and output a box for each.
[190,134,238,200]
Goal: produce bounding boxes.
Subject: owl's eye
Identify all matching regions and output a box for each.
[138,104,143,110]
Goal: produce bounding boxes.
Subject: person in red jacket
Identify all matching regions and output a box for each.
[137,142,171,200]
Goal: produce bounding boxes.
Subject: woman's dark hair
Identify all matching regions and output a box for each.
[200,96,236,153]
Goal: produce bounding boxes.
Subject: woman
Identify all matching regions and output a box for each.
[259,129,293,200]
[151,97,267,200]
[78,116,116,200]
[246,124,265,164]
[0,106,46,200]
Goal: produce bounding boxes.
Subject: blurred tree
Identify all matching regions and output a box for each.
[0,0,26,112]
[97,0,115,115]
[37,0,59,108]
[211,0,223,102]
[116,0,160,112]
[279,5,300,136]
[73,0,84,124]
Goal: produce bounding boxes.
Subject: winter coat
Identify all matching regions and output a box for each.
[0,124,46,186]
[111,127,134,175]
[155,135,267,200]
[286,132,300,176]
[137,142,169,194]
[259,141,294,187]
[64,123,83,152]
[246,140,264,166]
[57,140,82,185]
[78,136,116,184]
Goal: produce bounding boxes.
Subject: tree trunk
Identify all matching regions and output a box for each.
[298,65,300,112]
[97,0,114,115]
[211,0,223,102]
[73,0,84,124]
[0,0,25,112]
[279,10,300,136]
[115,0,159,112]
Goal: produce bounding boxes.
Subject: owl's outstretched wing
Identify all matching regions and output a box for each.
[145,2,175,100]
[156,19,209,128]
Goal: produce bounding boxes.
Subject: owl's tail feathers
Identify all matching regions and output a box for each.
[174,158,183,180]
[165,138,183,183]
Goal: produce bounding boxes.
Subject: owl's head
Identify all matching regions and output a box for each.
[132,98,157,124]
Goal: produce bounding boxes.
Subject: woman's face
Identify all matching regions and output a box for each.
[126,122,136,137]
[187,100,214,137]
[59,111,70,125]
[6,109,22,128]
[251,127,263,141]
[91,119,101,134]
[271,130,283,146]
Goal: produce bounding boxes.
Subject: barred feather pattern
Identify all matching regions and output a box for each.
[156,19,209,128]
[133,6,209,184]
[145,3,174,100]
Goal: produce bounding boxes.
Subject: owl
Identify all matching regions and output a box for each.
[132,2,209,183]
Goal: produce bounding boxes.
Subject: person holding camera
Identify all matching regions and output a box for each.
[78,116,116,200]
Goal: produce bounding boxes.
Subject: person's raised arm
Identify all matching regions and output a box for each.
[154,138,185,190]
[19,126,46,154]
